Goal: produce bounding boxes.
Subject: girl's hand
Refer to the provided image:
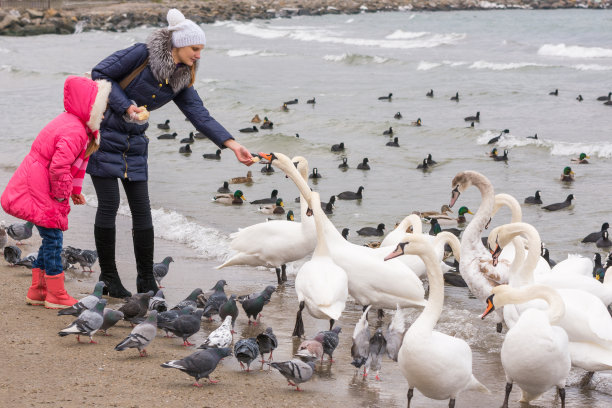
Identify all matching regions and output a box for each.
[71,194,86,205]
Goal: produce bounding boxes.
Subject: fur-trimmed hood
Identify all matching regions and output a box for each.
[63,76,110,145]
[146,28,196,92]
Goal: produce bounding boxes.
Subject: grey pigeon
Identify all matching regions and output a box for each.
[270,358,316,391]
[148,289,168,312]
[384,305,407,362]
[241,293,270,325]
[119,291,152,321]
[351,305,371,373]
[100,308,124,335]
[14,252,36,268]
[366,328,387,381]
[256,327,278,363]
[0,226,8,249]
[62,246,81,267]
[313,326,342,363]
[202,280,228,320]
[141,306,195,336]
[161,347,232,386]
[198,315,233,349]
[237,285,276,305]
[171,288,203,310]
[74,249,98,272]
[218,294,239,331]
[153,256,174,288]
[4,245,21,265]
[58,299,106,343]
[234,337,259,372]
[57,281,105,316]
[7,221,33,243]
[115,310,158,357]
[160,309,204,346]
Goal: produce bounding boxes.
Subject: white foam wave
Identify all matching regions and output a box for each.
[84,195,230,261]
[385,30,428,40]
[0,47,10,53]
[572,63,612,71]
[417,61,441,71]
[476,133,612,159]
[226,49,259,57]
[323,53,389,64]
[470,60,549,70]
[538,43,612,59]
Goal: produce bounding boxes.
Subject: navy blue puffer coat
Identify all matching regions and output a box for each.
[88,30,233,181]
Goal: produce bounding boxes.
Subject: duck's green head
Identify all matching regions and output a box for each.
[234,190,245,200]
[276,198,284,206]
[579,153,589,160]
[491,148,498,155]
[433,222,442,235]
[287,210,295,221]
[563,166,573,175]
[458,206,473,216]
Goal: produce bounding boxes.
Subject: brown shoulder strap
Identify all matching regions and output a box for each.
[119,58,149,90]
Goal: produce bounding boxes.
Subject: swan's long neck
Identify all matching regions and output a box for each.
[403,214,422,235]
[508,236,526,286]
[461,173,494,253]
[433,231,461,262]
[412,244,444,334]
[499,223,540,286]
[310,193,330,257]
[493,193,522,223]
[495,285,565,324]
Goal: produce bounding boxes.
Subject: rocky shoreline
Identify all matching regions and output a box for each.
[0,0,609,37]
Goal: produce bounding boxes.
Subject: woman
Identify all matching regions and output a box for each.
[88,9,253,298]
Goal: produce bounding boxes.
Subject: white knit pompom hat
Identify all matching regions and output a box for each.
[167,8,206,48]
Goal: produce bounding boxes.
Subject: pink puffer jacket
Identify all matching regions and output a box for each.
[1,76,110,231]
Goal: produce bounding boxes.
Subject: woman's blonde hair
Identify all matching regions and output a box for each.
[189,63,196,87]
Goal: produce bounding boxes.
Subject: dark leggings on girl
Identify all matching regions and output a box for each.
[90,175,153,230]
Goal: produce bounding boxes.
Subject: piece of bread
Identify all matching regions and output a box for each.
[136,107,149,121]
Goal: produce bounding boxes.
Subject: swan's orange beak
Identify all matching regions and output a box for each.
[481,295,495,319]
[384,243,406,261]
[258,153,274,163]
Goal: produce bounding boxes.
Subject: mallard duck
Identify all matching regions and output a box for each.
[419,205,453,219]
[230,171,253,184]
[429,206,473,227]
[251,114,261,123]
[560,166,574,182]
[213,190,246,205]
[259,198,284,215]
[411,118,422,126]
[394,112,402,119]
[281,103,289,112]
[571,153,589,164]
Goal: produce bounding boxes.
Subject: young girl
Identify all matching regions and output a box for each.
[1,76,111,309]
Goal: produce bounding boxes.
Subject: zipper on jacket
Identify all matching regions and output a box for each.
[123,136,130,179]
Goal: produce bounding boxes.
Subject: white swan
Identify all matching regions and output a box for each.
[487,222,612,373]
[482,284,570,407]
[217,156,316,284]
[384,233,488,407]
[488,222,612,306]
[293,191,348,337]
[450,171,511,331]
[262,152,426,310]
[372,231,459,278]
[492,193,551,275]
[551,253,594,277]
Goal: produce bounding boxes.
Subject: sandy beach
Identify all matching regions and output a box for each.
[0,204,354,407]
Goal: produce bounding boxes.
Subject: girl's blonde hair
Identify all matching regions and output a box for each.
[85,136,99,157]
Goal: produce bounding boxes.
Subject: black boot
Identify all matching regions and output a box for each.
[133,228,158,294]
[94,225,132,299]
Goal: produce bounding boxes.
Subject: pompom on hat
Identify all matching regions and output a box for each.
[167,8,206,48]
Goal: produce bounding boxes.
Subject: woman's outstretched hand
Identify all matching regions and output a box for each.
[224,139,254,166]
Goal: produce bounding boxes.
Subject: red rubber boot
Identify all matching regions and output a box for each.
[44,272,77,309]
[26,267,47,306]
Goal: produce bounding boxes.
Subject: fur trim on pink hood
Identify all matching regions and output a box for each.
[1,76,110,231]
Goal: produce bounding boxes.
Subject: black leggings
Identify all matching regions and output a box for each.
[90,175,153,230]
